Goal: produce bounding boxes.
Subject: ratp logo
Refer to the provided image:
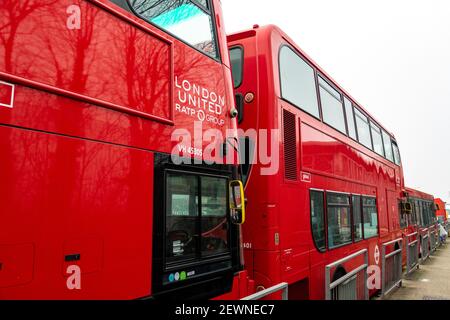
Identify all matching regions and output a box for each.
[374,245,380,265]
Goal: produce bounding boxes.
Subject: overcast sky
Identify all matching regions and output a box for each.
[223,0,450,205]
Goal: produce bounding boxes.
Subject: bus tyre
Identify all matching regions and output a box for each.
[332,267,347,282]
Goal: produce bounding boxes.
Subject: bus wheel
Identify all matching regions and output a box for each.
[332,266,347,282]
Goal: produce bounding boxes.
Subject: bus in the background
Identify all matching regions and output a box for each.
[434,198,447,225]
[228,25,406,300]
[447,208,450,231]
[0,0,250,300]
[405,188,438,260]
[447,205,450,229]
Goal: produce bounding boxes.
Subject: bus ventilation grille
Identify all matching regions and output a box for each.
[283,109,297,181]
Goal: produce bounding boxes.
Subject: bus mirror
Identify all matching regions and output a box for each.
[230,180,245,225]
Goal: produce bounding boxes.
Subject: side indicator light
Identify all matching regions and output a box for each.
[244,92,255,104]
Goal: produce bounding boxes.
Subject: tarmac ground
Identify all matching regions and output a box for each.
[384,241,450,300]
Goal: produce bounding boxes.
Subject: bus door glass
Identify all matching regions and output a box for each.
[165,172,230,266]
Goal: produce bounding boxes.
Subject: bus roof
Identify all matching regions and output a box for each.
[227,24,397,139]
[405,187,435,200]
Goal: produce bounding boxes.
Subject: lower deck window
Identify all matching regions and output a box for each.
[310,190,326,251]
[399,201,408,229]
[310,190,380,251]
[362,197,378,238]
[408,202,417,225]
[410,198,435,227]
[352,195,363,242]
[327,193,352,248]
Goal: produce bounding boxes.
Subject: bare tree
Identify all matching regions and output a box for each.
[130,0,186,17]
[0,0,57,72]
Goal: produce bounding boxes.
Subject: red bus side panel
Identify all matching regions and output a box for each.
[0,125,153,299]
[0,0,171,120]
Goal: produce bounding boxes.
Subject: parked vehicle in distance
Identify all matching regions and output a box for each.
[434,198,447,224]
[447,208,450,229]
[228,24,407,300]
[405,187,438,259]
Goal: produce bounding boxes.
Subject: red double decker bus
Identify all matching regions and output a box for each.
[405,187,438,259]
[228,25,407,299]
[434,198,447,224]
[0,0,250,300]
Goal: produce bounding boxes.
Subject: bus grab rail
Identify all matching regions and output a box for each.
[429,225,438,253]
[325,249,368,300]
[241,282,288,300]
[405,232,419,275]
[381,238,403,297]
[421,229,430,262]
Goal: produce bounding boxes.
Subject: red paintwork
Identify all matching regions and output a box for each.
[405,188,434,202]
[214,270,255,300]
[0,0,241,299]
[228,25,407,299]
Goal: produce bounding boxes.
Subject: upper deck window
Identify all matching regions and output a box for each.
[193,0,208,9]
[344,97,357,140]
[354,108,373,150]
[229,47,243,88]
[129,0,218,59]
[370,121,384,157]
[392,141,401,165]
[279,46,320,118]
[382,130,394,162]
[318,77,346,134]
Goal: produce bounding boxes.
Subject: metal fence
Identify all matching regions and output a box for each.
[405,232,419,275]
[241,282,288,300]
[421,229,430,262]
[436,224,442,247]
[325,249,368,300]
[435,223,443,248]
[440,223,448,244]
[381,238,403,296]
[430,225,438,253]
